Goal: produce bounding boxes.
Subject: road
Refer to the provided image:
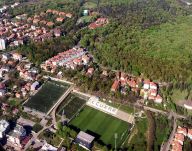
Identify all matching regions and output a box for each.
[160,116,177,151]
[23,125,52,151]
[134,101,187,119]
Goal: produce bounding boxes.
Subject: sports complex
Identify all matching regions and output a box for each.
[56,93,134,148]
[24,79,70,116]
[23,77,134,148]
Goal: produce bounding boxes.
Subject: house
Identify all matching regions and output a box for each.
[1,65,10,72]
[102,70,108,77]
[95,18,109,25]
[0,120,9,139]
[143,79,150,89]
[40,142,57,151]
[15,92,21,98]
[87,68,94,76]
[7,124,27,149]
[150,82,157,90]
[111,80,119,92]
[46,22,54,27]
[11,2,20,8]
[177,126,187,136]
[0,89,6,96]
[33,18,40,24]
[12,52,22,60]
[53,28,62,37]
[171,140,182,151]
[188,129,192,140]
[148,95,155,100]
[82,55,90,64]
[25,63,33,69]
[127,79,137,88]
[2,53,11,61]
[66,13,72,18]
[154,95,163,103]
[75,131,95,150]
[0,39,6,50]
[149,89,157,97]
[56,17,64,22]
[73,58,82,65]
[31,81,39,91]
[174,133,184,145]
[0,82,6,89]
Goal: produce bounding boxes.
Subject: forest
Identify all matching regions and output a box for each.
[3,0,192,83]
[78,0,192,82]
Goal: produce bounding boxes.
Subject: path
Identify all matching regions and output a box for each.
[23,125,52,151]
[160,116,177,151]
[50,85,74,127]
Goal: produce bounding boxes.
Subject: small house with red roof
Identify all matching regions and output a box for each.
[111,80,119,92]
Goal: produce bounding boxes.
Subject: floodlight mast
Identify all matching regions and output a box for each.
[114,133,118,151]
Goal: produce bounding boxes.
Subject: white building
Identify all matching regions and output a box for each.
[0,39,6,50]
[0,120,9,139]
[2,53,11,61]
[12,53,22,61]
[40,142,57,151]
[31,81,39,91]
[7,124,26,148]
[0,89,6,96]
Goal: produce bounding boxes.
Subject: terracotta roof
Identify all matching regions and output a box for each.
[174,133,184,143]
[177,126,187,135]
[111,80,119,92]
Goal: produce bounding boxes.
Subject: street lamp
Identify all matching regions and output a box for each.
[114,133,118,151]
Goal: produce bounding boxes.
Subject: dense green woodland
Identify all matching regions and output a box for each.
[3,0,192,83]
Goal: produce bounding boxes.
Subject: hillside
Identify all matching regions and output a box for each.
[79,0,192,82]
[1,0,192,82]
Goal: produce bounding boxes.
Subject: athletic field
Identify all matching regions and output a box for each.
[57,93,86,119]
[70,106,131,148]
[25,80,69,113]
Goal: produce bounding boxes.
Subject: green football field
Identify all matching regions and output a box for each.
[25,80,69,113]
[70,106,132,148]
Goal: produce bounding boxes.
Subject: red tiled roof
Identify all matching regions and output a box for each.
[111,80,119,92]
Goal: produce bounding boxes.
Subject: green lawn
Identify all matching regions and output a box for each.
[25,80,69,113]
[70,106,131,148]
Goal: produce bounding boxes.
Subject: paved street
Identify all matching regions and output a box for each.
[160,117,177,151]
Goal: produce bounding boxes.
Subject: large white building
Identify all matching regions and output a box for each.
[7,124,26,148]
[0,120,9,139]
[0,39,6,50]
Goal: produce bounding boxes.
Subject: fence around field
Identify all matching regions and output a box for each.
[24,80,70,115]
[56,93,87,120]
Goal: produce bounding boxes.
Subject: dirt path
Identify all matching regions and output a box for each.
[146,111,155,151]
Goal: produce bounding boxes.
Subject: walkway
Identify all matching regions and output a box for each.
[50,85,74,127]
[160,117,177,151]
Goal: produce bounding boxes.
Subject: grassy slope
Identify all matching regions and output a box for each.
[70,106,131,148]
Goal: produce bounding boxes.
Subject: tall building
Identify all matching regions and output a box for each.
[0,39,6,50]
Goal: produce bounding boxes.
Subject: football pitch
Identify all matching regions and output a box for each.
[70,106,132,148]
[57,93,86,119]
[25,80,69,113]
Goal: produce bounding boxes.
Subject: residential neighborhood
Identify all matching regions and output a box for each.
[0,0,192,151]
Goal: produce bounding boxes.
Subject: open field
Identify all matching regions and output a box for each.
[24,80,69,113]
[57,93,86,119]
[70,106,131,148]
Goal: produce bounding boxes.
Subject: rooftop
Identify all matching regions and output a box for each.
[76,131,95,143]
